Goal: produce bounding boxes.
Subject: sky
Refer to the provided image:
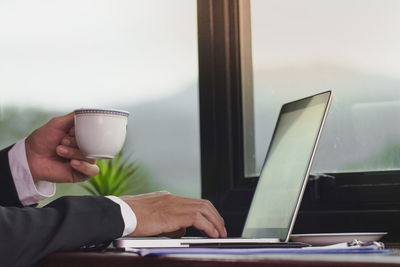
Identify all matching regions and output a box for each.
[0,0,198,110]
[1,0,400,111]
[251,0,400,80]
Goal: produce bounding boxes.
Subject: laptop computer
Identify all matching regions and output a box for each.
[114,90,332,249]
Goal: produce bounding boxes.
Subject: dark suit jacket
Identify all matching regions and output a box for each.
[0,145,125,266]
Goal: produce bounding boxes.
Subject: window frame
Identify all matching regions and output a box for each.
[197,0,258,236]
[197,0,400,241]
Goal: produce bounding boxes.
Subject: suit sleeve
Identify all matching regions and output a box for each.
[0,145,23,207]
[0,146,125,266]
[0,196,124,267]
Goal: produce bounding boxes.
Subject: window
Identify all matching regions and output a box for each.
[199,0,400,240]
[249,0,400,176]
[0,0,200,199]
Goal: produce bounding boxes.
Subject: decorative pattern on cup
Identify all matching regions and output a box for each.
[74,108,129,119]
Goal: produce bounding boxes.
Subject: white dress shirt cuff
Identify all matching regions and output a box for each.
[106,196,137,237]
[8,138,56,206]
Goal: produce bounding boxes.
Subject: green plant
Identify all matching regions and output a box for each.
[81,152,148,196]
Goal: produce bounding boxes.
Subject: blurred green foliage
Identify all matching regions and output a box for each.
[0,106,52,148]
[81,152,151,196]
[375,144,400,169]
[352,144,400,171]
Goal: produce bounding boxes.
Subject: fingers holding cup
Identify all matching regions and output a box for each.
[55,144,99,181]
[61,135,78,147]
[56,145,96,164]
[70,160,100,182]
[68,126,75,137]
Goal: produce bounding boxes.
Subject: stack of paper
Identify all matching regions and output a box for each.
[125,241,390,256]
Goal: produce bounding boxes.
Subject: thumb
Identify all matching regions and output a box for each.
[48,112,75,132]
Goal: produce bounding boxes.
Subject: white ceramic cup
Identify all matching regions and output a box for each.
[74,108,129,159]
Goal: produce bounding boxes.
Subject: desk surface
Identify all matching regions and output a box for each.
[36,248,400,267]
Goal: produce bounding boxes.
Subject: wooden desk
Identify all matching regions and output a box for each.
[36,249,400,267]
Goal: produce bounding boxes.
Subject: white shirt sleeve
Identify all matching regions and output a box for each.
[106,196,137,236]
[8,138,56,206]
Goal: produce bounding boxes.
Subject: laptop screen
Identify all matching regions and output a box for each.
[242,91,332,242]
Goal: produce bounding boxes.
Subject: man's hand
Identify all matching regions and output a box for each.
[121,191,227,238]
[25,113,99,183]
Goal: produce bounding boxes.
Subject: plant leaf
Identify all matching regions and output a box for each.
[80,151,149,196]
